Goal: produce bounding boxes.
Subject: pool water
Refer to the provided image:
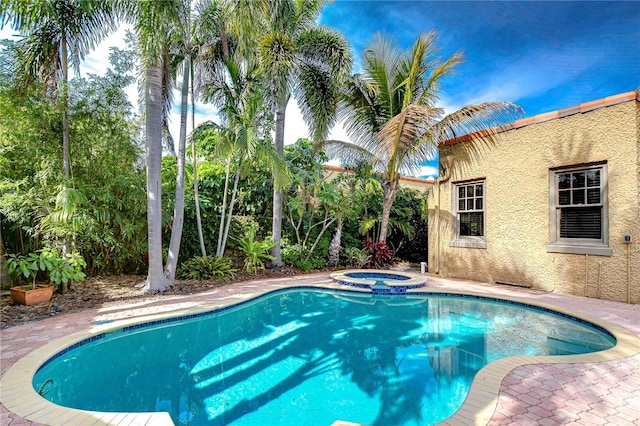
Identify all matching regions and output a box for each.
[345,271,410,280]
[33,289,615,426]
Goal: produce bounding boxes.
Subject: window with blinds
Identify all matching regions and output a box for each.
[456,181,485,237]
[548,163,610,256]
[556,168,602,239]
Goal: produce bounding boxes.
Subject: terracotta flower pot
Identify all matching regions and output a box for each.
[10,284,55,305]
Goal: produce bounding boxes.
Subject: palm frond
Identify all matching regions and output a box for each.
[297,26,352,80]
[432,102,524,143]
[294,62,338,141]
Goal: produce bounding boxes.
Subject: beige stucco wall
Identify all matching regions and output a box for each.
[428,100,639,303]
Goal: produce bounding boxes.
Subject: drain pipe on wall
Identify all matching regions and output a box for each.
[434,155,454,275]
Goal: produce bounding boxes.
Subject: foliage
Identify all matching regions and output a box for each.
[282,242,327,271]
[282,139,353,264]
[344,247,371,269]
[3,252,40,288]
[0,41,147,275]
[364,239,393,268]
[234,226,276,273]
[177,255,237,281]
[3,248,86,289]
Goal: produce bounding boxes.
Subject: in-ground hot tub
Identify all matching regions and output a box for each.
[330,269,427,294]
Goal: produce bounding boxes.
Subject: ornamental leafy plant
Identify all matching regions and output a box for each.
[364,239,393,268]
[235,226,276,273]
[3,248,86,289]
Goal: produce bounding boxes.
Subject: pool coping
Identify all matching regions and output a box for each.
[1,273,639,426]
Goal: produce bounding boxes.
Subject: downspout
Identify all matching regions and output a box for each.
[434,155,454,274]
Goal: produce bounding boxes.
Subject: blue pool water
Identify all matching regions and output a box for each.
[345,271,410,280]
[34,289,615,426]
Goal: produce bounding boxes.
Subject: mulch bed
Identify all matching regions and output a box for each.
[0,267,312,329]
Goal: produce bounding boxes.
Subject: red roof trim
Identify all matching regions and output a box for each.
[439,91,639,146]
[323,165,434,184]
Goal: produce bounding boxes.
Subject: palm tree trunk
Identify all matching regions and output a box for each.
[165,61,190,282]
[191,61,206,257]
[379,179,399,243]
[61,35,71,184]
[216,158,232,256]
[145,65,171,293]
[328,216,343,267]
[271,98,287,268]
[220,158,242,256]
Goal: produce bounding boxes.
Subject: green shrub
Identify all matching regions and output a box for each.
[344,247,371,269]
[234,226,276,272]
[177,256,237,281]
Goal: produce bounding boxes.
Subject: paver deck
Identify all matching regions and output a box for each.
[1,273,638,425]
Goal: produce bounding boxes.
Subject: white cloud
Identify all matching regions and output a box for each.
[443,41,608,112]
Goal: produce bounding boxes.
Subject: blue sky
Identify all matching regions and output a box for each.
[320,0,639,118]
[320,1,639,178]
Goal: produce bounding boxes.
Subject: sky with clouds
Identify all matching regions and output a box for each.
[2,1,638,179]
[319,1,639,178]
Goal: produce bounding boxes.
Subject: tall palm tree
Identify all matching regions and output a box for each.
[323,31,523,243]
[1,0,118,185]
[128,0,183,292]
[257,0,352,267]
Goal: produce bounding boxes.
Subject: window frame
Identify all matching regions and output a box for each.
[547,162,611,256]
[450,179,487,249]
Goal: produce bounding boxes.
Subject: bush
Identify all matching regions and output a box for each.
[344,247,370,268]
[364,239,393,268]
[282,243,327,270]
[177,256,237,281]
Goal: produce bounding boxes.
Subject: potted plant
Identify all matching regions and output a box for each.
[3,248,86,305]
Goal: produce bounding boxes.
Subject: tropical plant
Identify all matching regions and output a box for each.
[197,57,289,257]
[3,247,86,289]
[177,255,236,281]
[234,226,276,273]
[3,252,40,288]
[1,0,119,185]
[323,31,523,243]
[344,247,370,269]
[1,41,147,277]
[364,239,393,268]
[256,0,352,266]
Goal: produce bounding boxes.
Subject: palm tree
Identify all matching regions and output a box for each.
[199,58,290,256]
[257,0,352,266]
[1,0,118,185]
[128,0,183,292]
[323,31,523,243]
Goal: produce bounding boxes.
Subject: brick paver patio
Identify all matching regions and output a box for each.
[1,272,638,425]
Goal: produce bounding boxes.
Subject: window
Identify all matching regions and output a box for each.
[548,163,611,256]
[451,180,486,248]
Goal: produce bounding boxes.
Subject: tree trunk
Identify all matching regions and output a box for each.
[59,37,72,294]
[191,61,206,257]
[328,217,343,267]
[61,35,71,183]
[220,159,242,256]
[0,230,13,290]
[216,158,232,256]
[379,178,399,243]
[144,65,171,293]
[165,60,190,282]
[271,98,287,268]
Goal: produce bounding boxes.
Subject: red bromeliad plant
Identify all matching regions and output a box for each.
[364,239,393,268]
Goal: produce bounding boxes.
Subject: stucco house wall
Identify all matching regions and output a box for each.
[428,92,639,303]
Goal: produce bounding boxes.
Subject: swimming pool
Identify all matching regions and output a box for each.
[32,288,615,426]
